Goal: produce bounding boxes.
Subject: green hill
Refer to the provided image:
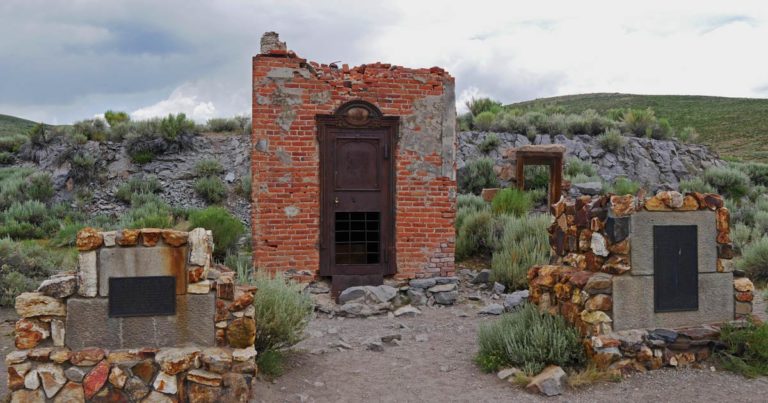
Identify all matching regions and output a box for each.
[0,113,37,137]
[508,93,768,161]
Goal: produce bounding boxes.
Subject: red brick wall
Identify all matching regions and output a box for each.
[252,51,456,280]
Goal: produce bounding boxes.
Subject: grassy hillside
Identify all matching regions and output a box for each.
[0,113,36,137]
[509,93,768,161]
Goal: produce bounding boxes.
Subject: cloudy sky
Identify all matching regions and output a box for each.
[1,0,767,124]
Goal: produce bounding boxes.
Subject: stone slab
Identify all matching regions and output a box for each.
[630,210,716,275]
[98,246,188,296]
[65,294,215,349]
[612,272,734,331]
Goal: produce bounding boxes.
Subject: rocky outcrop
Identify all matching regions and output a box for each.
[458,132,724,190]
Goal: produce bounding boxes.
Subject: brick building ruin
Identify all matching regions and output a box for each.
[251,33,457,294]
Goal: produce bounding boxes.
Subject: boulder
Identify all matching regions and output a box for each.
[526,365,566,396]
[503,290,529,311]
[15,292,66,318]
[433,291,458,305]
[409,278,436,289]
[37,275,77,298]
[478,303,504,315]
[472,269,492,284]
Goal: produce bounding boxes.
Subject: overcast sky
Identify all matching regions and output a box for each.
[1,0,767,124]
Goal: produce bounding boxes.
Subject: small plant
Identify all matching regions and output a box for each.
[597,128,627,153]
[473,111,496,131]
[130,150,155,164]
[737,236,768,284]
[604,177,640,195]
[465,97,502,117]
[26,172,54,202]
[237,176,252,199]
[679,177,716,194]
[115,175,162,203]
[257,349,285,379]
[69,152,97,184]
[458,158,499,195]
[457,193,488,212]
[717,320,768,377]
[189,206,244,259]
[475,303,585,375]
[564,157,597,178]
[104,110,130,127]
[120,194,174,229]
[0,133,28,152]
[252,273,313,352]
[621,108,656,137]
[73,119,108,142]
[567,363,621,388]
[194,159,224,177]
[478,133,501,154]
[491,188,532,217]
[455,209,494,260]
[159,113,195,141]
[194,176,228,204]
[206,117,242,132]
[490,213,550,290]
[732,223,757,253]
[702,166,750,199]
[0,151,13,165]
[524,165,549,190]
[0,237,75,306]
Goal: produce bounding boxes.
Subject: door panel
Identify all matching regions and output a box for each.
[653,225,699,312]
[318,123,395,278]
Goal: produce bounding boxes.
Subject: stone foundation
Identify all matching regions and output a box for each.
[6,228,256,402]
[528,191,756,370]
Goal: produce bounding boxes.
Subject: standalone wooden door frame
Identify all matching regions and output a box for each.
[316,100,398,277]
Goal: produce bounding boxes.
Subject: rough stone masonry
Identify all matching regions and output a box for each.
[251,33,457,280]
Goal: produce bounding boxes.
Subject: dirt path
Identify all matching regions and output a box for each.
[252,302,768,403]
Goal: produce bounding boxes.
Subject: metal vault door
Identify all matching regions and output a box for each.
[317,101,397,298]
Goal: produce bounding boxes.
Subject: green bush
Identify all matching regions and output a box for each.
[189,207,244,259]
[605,177,640,195]
[717,320,768,377]
[527,188,548,205]
[130,150,155,164]
[478,133,501,153]
[0,151,13,165]
[194,177,228,204]
[73,119,108,142]
[679,177,716,194]
[119,194,174,229]
[675,126,700,143]
[0,200,61,239]
[737,236,768,284]
[475,303,585,374]
[26,172,54,202]
[490,213,550,290]
[252,273,313,351]
[104,110,130,127]
[28,123,47,146]
[734,161,768,187]
[524,165,549,190]
[237,176,252,199]
[206,118,241,132]
[194,159,224,177]
[160,113,195,141]
[491,188,532,217]
[473,111,496,131]
[621,108,656,137]
[456,209,494,260]
[466,97,502,117]
[0,133,28,152]
[458,158,499,195]
[650,117,674,140]
[457,193,487,211]
[597,128,627,153]
[256,349,285,379]
[0,237,75,306]
[732,223,757,254]
[69,153,97,184]
[564,157,597,178]
[115,175,162,203]
[702,166,750,199]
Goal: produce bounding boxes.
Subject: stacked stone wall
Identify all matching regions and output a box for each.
[528,191,755,372]
[6,228,256,402]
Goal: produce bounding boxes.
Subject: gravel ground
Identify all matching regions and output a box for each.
[2,293,766,402]
[252,296,768,403]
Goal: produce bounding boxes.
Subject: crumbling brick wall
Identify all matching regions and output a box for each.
[251,43,456,280]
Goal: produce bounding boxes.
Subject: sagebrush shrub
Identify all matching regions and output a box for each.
[104,110,130,127]
[195,177,228,204]
[458,158,499,195]
[491,188,532,217]
[456,209,494,260]
[252,273,313,351]
[69,153,97,184]
[195,159,224,177]
[189,207,244,259]
[718,320,768,377]
[621,108,656,137]
[605,177,640,195]
[475,303,585,374]
[702,166,750,199]
[679,177,715,194]
[597,128,627,153]
[0,237,74,306]
[473,111,496,131]
[73,119,108,142]
[115,175,162,203]
[465,97,502,117]
[738,236,768,284]
[732,223,757,253]
[478,133,501,153]
[675,126,700,143]
[524,165,549,190]
[120,194,174,229]
[0,151,13,165]
[564,157,597,178]
[26,172,54,202]
[160,113,195,141]
[206,118,241,132]
[734,161,768,187]
[0,133,28,152]
[490,213,550,290]
[457,193,487,212]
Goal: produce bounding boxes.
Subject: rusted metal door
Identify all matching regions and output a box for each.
[653,225,699,312]
[317,101,397,296]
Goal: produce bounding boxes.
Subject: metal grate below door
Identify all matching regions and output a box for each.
[335,212,380,264]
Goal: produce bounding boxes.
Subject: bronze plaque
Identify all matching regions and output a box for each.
[108,276,176,317]
[653,225,699,312]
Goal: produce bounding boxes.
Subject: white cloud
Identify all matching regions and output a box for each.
[131,84,216,122]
